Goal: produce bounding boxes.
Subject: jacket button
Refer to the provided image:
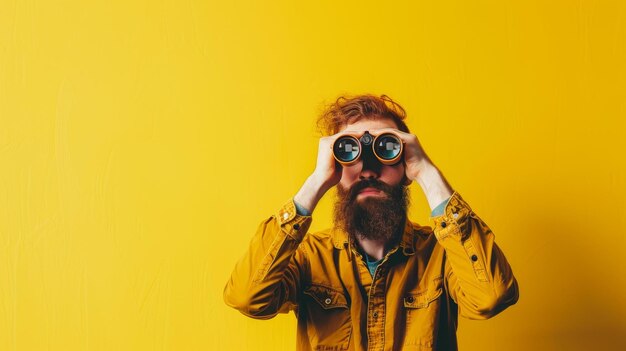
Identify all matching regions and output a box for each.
[471,254,478,261]
[407,296,414,303]
[441,221,447,228]
[324,298,332,304]
[372,311,378,318]
[293,223,300,230]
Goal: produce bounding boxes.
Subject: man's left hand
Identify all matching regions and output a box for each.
[371,128,432,185]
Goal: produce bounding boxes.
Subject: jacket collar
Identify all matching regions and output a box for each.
[330,216,418,256]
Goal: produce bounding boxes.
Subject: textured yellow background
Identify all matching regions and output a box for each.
[1,0,625,350]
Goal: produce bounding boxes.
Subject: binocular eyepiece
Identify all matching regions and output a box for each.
[332,131,404,166]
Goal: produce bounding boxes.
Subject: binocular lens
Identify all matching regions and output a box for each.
[332,132,403,166]
[374,134,402,160]
[333,137,360,162]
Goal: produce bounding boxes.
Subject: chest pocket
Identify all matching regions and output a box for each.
[402,276,444,349]
[302,284,352,350]
[403,276,444,309]
[304,284,349,309]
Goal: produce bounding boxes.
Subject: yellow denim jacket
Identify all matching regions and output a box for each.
[223,191,519,351]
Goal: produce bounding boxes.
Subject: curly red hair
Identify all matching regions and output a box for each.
[316,94,410,136]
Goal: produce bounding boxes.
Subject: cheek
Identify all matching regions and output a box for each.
[340,165,360,185]
[381,164,405,183]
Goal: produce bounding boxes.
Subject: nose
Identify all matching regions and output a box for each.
[359,152,382,180]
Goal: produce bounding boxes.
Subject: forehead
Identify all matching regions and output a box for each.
[340,117,398,133]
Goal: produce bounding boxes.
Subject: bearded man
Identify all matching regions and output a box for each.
[224,94,520,351]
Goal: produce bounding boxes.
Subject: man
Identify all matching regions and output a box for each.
[223,94,520,351]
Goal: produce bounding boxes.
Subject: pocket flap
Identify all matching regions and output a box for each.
[404,277,443,309]
[304,284,348,309]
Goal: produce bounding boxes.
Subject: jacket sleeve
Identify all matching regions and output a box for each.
[223,198,312,319]
[429,191,520,320]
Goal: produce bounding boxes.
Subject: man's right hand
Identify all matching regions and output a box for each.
[293,132,348,215]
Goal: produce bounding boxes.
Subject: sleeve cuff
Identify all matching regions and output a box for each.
[429,190,473,241]
[276,198,313,241]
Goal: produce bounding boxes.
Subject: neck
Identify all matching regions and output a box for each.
[356,237,387,261]
[344,214,408,262]
[354,221,405,261]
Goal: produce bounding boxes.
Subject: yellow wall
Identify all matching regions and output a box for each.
[1,0,625,350]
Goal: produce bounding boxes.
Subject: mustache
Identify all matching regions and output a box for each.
[349,179,395,197]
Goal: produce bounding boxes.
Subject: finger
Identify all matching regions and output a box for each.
[369,128,414,143]
[327,130,361,148]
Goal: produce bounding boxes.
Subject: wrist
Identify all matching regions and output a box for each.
[415,160,436,184]
[294,175,329,214]
[416,162,454,211]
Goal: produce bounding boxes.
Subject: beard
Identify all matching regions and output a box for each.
[333,178,410,247]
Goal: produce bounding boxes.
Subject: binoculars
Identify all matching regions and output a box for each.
[332,131,404,166]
